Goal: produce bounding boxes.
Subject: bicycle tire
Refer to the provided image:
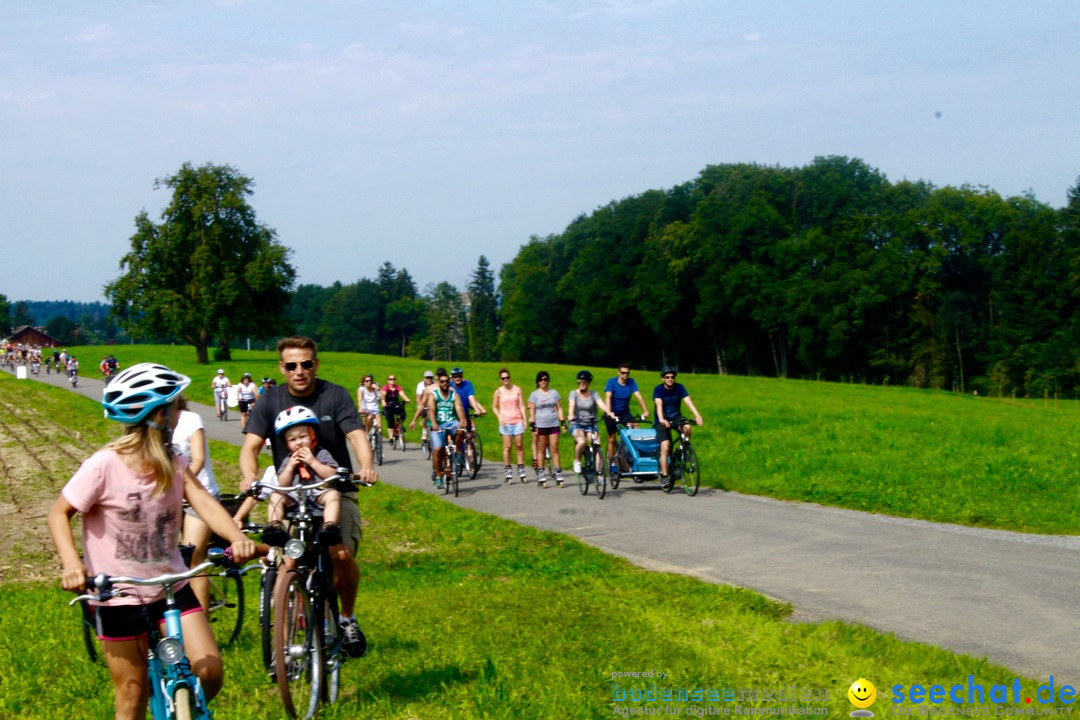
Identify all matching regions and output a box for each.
[321,594,341,705]
[207,570,244,647]
[578,447,592,495]
[451,451,460,497]
[260,564,278,671]
[442,450,452,496]
[78,599,100,663]
[422,436,431,460]
[593,444,608,500]
[472,430,483,472]
[173,685,195,720]
[464,439,479,479]
[681,443,701,496]
[274,569,323,719]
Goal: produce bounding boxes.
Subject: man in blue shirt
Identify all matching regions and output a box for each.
[450,367,487,428]
[603,362,650,461]
[653,366,704,486]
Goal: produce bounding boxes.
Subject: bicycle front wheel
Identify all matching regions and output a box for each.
[78,599,100,663]
[593,445,608,500]
[472,431,483,471]
[464,439,479,479]
[451,452,461,497]
[260,564,278,671]
[681,444,701,496]
[173,685,196,720]
[422,436,431,460]
[207,571,244,647]
[578,447,592,496]
[321,594,341,705]
[372,431,383,466]
[274,569,323,720]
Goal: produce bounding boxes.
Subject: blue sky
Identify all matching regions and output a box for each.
[2,1,1077,303]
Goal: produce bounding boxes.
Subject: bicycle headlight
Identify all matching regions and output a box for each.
[156,637,185,665]
[284,538,306,560]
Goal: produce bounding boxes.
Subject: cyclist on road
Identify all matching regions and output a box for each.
[379,374,410,442]
[239,336,377,658]
[529,370,565,487]
[652,367,704,487]
[411,370,436,445]
[493,367,528,483]
[419,368,467,489]
[604,362,650,467]
[357,374,382,435]
[236,372,258,430]
[48,363,256,720]
[211,369,231,419]
[568,370,616,475]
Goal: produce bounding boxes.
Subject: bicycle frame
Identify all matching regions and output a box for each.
[70,554,230,720]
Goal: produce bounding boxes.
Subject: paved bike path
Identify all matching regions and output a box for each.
[14,366,1079,685]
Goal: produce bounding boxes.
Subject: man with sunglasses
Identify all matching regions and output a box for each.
[239,336,378,659]
[419,368,468,489]
[653,366,704,489]
[604,363,650,463]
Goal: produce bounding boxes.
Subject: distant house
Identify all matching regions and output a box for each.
[9,325,59,348]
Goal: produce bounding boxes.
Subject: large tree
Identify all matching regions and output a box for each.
[105,162,296,363]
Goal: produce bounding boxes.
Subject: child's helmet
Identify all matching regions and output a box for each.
[102,363,191,424]
[274,406,319,436]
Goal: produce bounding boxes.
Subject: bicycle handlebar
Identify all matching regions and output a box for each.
[251,468,374,497]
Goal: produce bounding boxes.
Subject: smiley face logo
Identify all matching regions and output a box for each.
[848,678,877,709]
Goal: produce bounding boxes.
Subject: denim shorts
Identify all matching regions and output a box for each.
[431,423,460,449]
[569,423,598,436]
[499,422,525,437]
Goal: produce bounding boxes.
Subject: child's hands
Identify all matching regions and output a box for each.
[61,560,88,593]
[293,447,314,466]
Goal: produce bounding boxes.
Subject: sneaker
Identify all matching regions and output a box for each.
[660,475,673,491]
[434,475,444,489]
[339,618,367,658]
[572,459,582,474]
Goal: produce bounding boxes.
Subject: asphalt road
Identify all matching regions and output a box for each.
[12,364,1079,684]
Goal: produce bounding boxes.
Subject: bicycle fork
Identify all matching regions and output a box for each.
[148,605,212,720]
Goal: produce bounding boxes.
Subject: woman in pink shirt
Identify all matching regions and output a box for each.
[492,367,528,483]
[48,363,256,720]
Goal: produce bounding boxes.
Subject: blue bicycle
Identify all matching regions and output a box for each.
[69,548,252,720]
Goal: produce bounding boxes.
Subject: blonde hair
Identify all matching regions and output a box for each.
[105,422,176,497]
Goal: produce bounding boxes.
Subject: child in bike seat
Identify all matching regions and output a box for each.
[263,406,341,546]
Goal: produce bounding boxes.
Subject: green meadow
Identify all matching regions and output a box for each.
[0,370,1071,718]
[69,344,1080,534]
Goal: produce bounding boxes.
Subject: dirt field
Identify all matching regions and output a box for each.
[0,388,97,583]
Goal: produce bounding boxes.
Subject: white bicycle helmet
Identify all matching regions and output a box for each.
[102,363,191,424]
[274,406,319,436]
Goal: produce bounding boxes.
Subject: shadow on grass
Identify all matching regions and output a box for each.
[376,664,478,700]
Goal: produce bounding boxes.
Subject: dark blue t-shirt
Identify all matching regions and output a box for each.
[604,377,639,414]
[653,382,690,420]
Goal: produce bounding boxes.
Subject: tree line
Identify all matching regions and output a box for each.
[498,156,1080,397]
[12,157,1080,398]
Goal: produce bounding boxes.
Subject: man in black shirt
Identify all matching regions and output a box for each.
[240,336,377,657]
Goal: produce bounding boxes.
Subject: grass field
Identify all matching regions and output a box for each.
[65,344,1080,534]
[0,371,1068,718]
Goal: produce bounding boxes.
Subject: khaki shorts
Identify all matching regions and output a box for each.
[337,492,362,554]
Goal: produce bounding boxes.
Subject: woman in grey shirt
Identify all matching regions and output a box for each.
[528,370,565,487]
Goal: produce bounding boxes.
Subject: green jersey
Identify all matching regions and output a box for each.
[433,387,458,424]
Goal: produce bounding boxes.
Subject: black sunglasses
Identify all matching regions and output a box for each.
[282,359,315,372]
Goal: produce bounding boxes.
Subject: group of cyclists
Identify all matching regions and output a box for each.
[210,369,275,430]
[363,362,705,492]
[1,342,85,385]
[40,338,704,719]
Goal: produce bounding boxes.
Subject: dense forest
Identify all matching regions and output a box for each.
[6,156,1079,396]
[499,156,1080,397]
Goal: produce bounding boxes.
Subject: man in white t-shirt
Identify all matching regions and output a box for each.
[413,370,436,442]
